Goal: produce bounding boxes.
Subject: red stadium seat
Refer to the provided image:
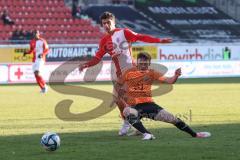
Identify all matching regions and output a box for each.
[0,0,103,44]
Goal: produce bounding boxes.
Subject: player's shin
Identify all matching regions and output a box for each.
[123,107,150,134]
[115,99,132,135]
[174,118,197,137]
[38,75,46,88]
[115,99,126,119]
[35,74,44,89]
[127,114,150,134]
[155,110,197,137]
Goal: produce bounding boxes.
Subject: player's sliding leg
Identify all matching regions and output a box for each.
[112,85,131,136]
[118,98,141,137]
[154,109,211,138]
[123,107,155,140]
[114,98,131,136]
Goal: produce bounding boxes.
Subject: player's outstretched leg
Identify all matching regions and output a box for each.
[175,119,211,138]
[154,109,211,138]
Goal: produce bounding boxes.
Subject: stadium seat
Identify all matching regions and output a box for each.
[0,0,103,44]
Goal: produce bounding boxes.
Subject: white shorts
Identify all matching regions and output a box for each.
[32,60,45,73]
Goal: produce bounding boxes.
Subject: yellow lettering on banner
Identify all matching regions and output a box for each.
[0,47,33,63]
[132,46,157,59]
[13,48,33,62]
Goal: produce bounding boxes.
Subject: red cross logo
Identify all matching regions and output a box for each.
[14,67,23,80]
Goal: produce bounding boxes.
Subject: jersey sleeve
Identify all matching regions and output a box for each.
[84,39,107,68]
[26,40,35,54]
[124,28,161,43]
[124,28,138,42]
[42,39,49,56]
[95,38,107,59]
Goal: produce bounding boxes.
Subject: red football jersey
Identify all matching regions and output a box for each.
[93,28,162,77]
[27,38,49,62]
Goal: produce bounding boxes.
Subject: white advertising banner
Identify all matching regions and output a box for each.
[158,45,240,61]
[8,62,113,84]
[2,60,240,84]
[0,65,8,83]
[9,64,35,83]
[159,61,240,78]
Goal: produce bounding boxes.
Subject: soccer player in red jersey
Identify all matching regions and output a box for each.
[118,52,211,140]
[79,12,172,135]
[23,30,49,93]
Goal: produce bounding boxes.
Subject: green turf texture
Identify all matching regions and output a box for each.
[0,81,240,160]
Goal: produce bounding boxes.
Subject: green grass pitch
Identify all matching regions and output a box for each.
[0,79,240,160]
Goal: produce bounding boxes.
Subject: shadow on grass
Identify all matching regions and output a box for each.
[0,123,239,160]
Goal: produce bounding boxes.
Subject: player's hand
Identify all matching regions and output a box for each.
[79,64,87,72]
[23,51,28,57]
[38,54,43,58]
[160,38,172,43]
[175,68,181,77]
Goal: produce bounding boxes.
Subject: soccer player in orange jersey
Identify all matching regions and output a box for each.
[79,12,172,135]
[23,30,49,93]
[118,52,211,140]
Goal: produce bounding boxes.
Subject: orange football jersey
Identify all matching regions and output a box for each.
[119,67,166,106]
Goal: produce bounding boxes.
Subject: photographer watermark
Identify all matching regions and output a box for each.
[49,54,173,122]
[138,109,193,123]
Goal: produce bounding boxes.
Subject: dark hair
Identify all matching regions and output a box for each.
[99,11,115,22]
[137,52,151,62]
[33,30,39,35]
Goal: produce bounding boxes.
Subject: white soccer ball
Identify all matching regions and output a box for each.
[40,132,60,151]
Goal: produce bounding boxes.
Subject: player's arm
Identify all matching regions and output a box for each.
[124,28,172,43]
[79,52,103,72]
[42,40,49,57]
[79,41,106,72]
[153,68,181,84]
[162,68,181,84]
[23,41,34,56]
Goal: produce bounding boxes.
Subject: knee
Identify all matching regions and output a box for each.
[123,107,139,124]
[123,107,138,117]
[34,71,39,76]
